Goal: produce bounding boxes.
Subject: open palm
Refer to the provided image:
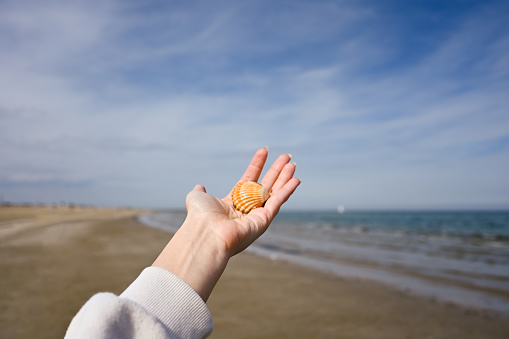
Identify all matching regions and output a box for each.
[185,148,300,256]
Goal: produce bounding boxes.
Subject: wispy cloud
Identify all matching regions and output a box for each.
[1,0,508,209]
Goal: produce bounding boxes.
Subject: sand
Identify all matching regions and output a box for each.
[1,206,508,339]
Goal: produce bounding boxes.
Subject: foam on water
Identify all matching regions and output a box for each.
[139,209,509,313]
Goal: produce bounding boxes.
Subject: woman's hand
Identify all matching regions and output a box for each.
[153,147,301,301]
[185,147,300,256]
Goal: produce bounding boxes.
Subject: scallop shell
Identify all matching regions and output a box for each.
[232,181,270,213]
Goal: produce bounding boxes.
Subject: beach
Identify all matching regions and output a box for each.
[1,207,508,338]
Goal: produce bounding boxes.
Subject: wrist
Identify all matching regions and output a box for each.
[152,218,229,302]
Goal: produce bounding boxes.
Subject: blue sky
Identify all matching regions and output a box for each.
[0,0,508,210]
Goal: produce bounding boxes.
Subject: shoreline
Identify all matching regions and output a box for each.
[1,206,509,338]
[139,210,509,315]
[246,244,509,314]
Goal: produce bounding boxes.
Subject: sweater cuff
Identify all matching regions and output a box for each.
[120,267,213,338]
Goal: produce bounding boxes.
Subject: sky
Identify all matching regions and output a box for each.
[0,0,508,210]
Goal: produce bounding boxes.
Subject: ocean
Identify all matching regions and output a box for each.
[139,209,509,313]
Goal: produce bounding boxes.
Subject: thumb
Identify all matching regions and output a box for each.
[193,184,206,193]
[186,184,208,213]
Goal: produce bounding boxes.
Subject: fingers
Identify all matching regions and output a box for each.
[224,148,298,208]
[271,162,296,193]
[224,147,268,200]
[238,146,269,183]
[264,177,301,220]
[264,161,299,219]
[260,154,293,191]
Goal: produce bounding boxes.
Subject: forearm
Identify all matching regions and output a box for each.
[152,218,230,302]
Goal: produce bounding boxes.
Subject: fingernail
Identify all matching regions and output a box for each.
[287,154,293,159]
[291,162,297,167]
[263,146,269,151]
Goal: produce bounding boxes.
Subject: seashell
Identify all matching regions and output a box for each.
[232,181,270,213]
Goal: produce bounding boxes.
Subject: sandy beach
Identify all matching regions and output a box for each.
[1,206,508,339]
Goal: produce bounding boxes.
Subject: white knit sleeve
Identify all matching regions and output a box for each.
[121,267,213,338]
[65,267,213,339]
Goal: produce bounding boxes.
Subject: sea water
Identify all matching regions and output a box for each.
[139,210,509,313]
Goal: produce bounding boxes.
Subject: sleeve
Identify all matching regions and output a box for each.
[65,267,213,339]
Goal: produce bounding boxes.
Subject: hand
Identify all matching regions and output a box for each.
[153,147,301,301]
[185,147,300,256]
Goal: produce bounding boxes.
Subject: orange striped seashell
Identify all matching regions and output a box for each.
[232,181,270,213]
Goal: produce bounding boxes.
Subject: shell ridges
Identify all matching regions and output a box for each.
[232,181,270,213]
